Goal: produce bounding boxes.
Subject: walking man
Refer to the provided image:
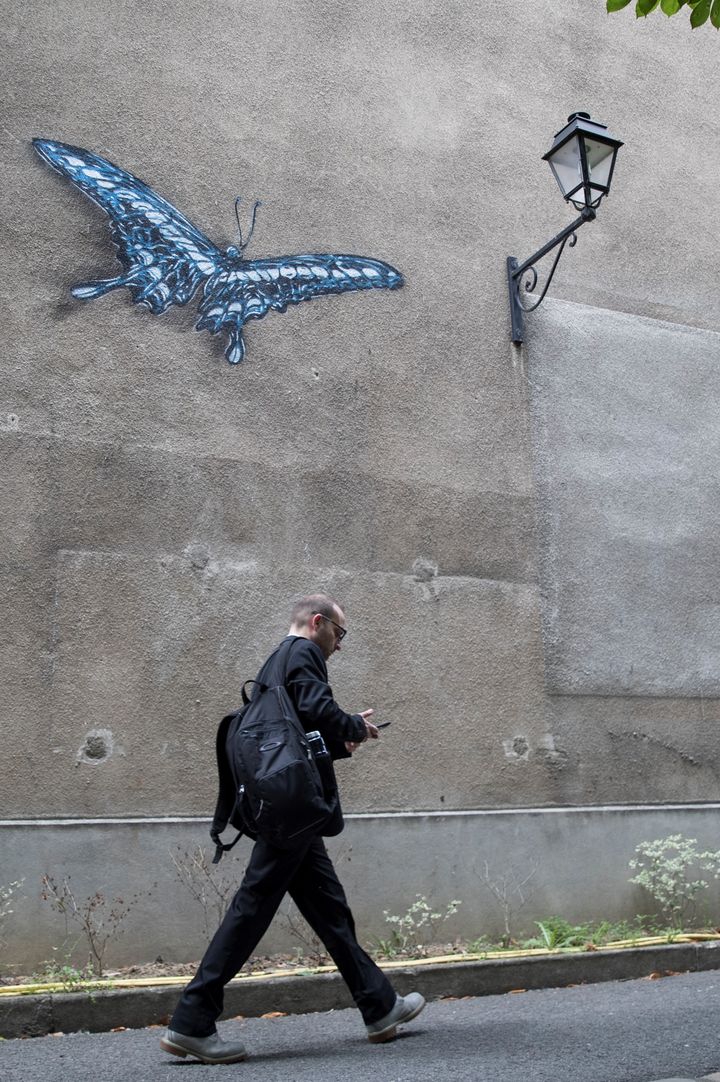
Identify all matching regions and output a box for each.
[161,592,425,1064]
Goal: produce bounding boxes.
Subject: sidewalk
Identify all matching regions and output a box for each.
[3,938,720,1041]
[3,968,720,1082]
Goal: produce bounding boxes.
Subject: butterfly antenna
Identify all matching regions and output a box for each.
[235,197,262,252]
[234,197,245,248]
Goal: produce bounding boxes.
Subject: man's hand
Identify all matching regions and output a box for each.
[345,708,378,752]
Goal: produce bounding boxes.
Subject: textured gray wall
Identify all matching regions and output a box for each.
[528,301,720,700]
[3,0,720,965]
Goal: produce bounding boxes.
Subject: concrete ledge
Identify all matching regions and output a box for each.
[7,805,720,969]
[3,941,720,1041]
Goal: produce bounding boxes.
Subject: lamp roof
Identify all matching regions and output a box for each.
[542,112,624,161]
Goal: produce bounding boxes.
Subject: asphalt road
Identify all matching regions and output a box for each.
[2,969,719,1082]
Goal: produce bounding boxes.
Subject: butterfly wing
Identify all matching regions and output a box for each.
[197,253,404,364]
[34,139,404,366]
[33,138,221,314]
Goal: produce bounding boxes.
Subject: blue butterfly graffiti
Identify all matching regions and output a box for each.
[33,139,404,365]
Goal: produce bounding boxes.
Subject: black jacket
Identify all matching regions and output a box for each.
[256,636,366,760]
[211,635,363,856]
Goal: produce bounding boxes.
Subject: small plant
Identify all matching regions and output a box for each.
[629,834,720,931]
[474,859,538,948]
[40,874,153,977]
[171,845,241,938]
[586,917,648,945]
[32,950,97,992]
[519,915,663,952]
[373,929,406,961]
[466,935,492,955]
[375,895,462,959]
[522,917,592,950]
[0,878,24,950]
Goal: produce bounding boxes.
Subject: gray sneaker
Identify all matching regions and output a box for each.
[160,1027,248,1064]
[366,992,426,1043]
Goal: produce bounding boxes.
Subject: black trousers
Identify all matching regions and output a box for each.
[170,836,397,1037]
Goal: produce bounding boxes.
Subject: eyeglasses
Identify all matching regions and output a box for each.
[314,613,347,641]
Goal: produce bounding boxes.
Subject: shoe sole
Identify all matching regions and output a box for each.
[160,1037,247,1064]
[367,998,426,1044]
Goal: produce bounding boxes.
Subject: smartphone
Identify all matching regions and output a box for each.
[375,721,392,729]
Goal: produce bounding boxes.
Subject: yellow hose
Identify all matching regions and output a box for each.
[2,933,718,997]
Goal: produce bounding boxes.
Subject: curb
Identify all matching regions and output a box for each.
[3,940,720,1040]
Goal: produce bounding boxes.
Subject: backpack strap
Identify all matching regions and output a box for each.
[210,708,246,864]
[279,635,301,683]
[241,679,265,706]
[269,635,303,696]
[210,826,243,865]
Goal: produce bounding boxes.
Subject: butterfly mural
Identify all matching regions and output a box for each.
[32,139,404,365]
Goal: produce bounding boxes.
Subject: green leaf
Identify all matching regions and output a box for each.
[661,0,682,13]
[607,0,633,10]
[636,0,660,13]
[711,0,720,26]
[691,0,711,23]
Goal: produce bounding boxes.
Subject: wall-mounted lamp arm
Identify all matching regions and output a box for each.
[507,206,595,344]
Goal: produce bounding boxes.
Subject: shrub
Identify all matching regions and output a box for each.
[629,834,720,930]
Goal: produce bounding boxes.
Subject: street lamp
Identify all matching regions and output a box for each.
[507,112,623,344]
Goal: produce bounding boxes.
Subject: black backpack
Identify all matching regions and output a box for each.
[210,637,342,862]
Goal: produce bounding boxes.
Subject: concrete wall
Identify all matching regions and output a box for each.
[2,1,720,967]
[5,805,720,971]
[523,301,720,804]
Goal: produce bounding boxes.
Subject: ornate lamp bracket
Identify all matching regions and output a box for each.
[507,205,595,344]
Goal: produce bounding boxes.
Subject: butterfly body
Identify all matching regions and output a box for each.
[33,139,403,365]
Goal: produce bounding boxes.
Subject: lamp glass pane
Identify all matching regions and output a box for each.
[583,136,615,190]
[547,135,585,201]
